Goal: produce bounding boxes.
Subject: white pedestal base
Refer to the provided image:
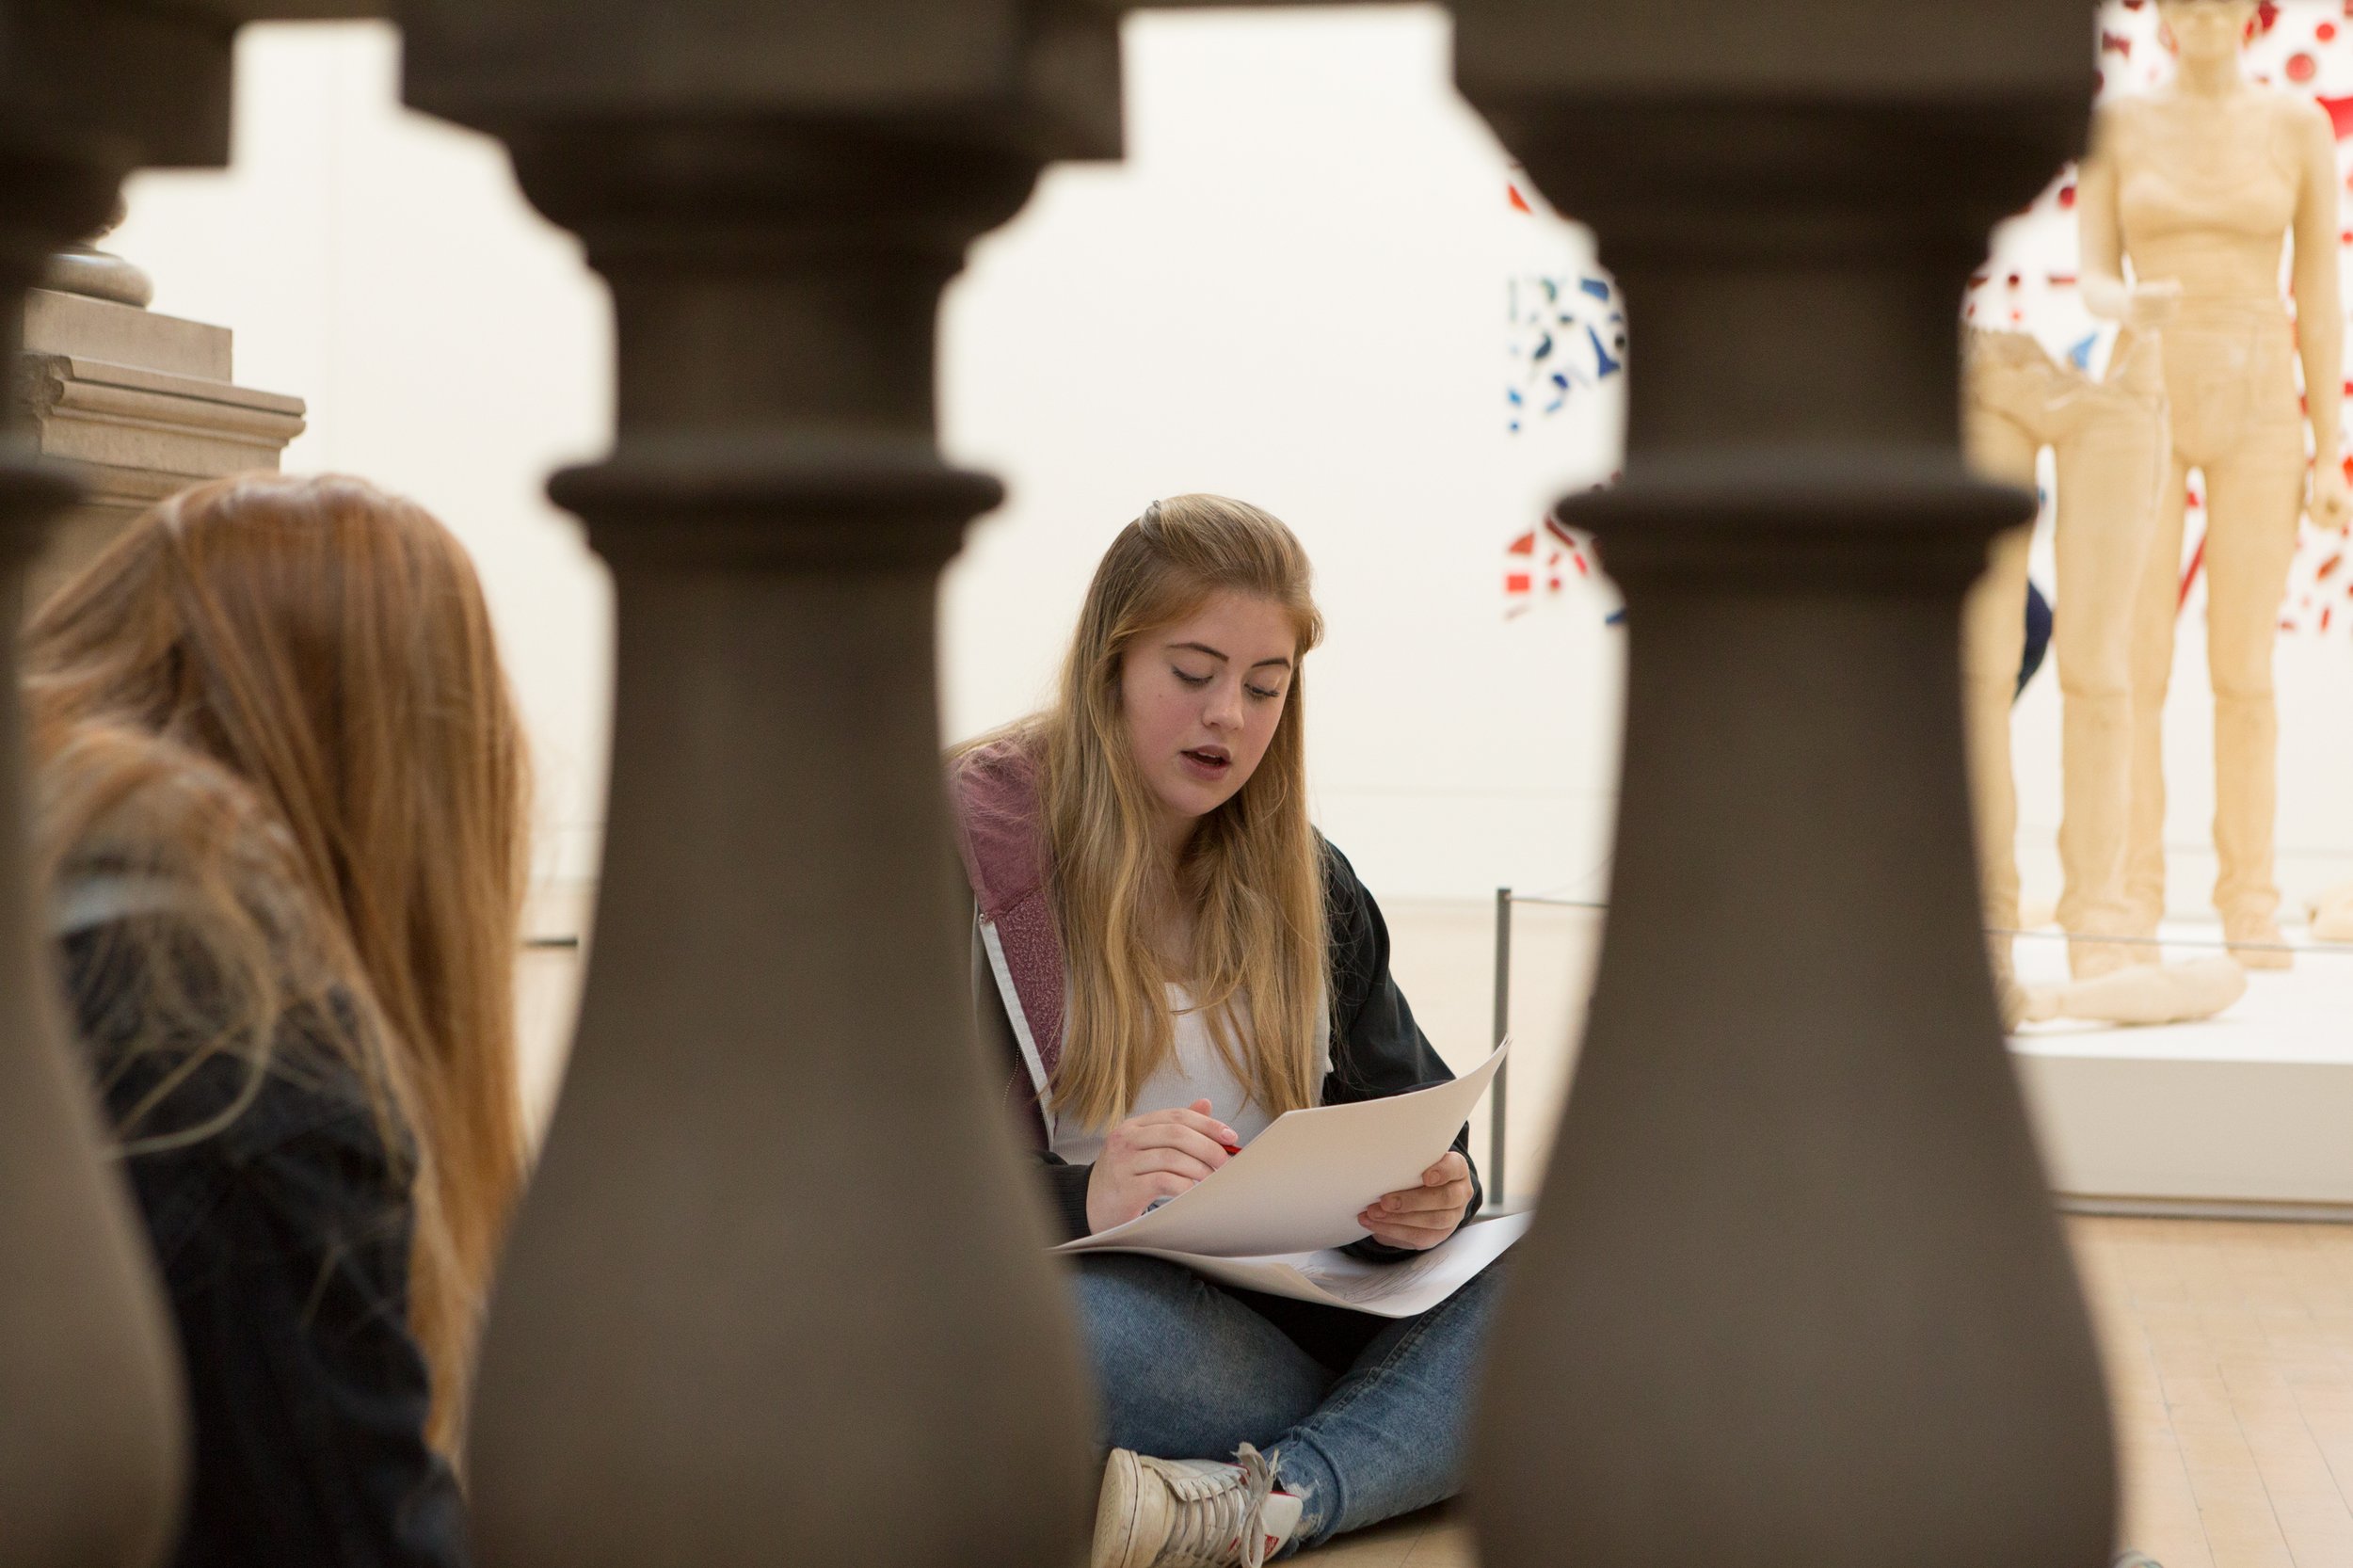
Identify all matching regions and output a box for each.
[2011,920,2353,1215]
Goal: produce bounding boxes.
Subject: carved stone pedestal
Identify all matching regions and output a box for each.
[15,281,305,603]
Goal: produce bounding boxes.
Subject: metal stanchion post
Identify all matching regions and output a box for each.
[1489,887,1512,1210]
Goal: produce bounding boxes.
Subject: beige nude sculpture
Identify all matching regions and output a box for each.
[1960,333,2249,1031]
[1962,327,2170,991]
[2081,0,2351,969]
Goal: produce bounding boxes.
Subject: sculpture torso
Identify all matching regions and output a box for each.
[2112,88,2301,304]
[2104,88,2311,460]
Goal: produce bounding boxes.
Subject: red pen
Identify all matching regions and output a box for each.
[1220,1142,1242,1157]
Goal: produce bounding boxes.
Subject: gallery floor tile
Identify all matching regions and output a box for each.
[1298,1217,2353,1567]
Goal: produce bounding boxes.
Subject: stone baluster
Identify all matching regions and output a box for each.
[1453,7,2118,1565]
[0,4,249,1562]
[394,6,1116,1561]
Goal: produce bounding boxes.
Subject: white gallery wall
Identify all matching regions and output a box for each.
[111,21,616,887]
[110,6,1628,915]
[938,8,1626,905]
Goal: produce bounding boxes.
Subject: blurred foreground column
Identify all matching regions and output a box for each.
[397,5,1115,1563]
[0,5,241,1564]
[1456,7,2117,1564]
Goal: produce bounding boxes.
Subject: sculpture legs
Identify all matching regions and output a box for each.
[2126,304,2305,963]
[1961,333,2165,991]
[2123,463,2190,937]
[1958,334,2043,995]
[2124,441,2301,963]
[2051,354,2169,977]
[1957,479,2032,991]
[2029,400,2259,1032]
[2201,440,2303,950]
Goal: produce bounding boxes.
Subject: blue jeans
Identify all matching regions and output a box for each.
[1067,1253,1505,1556]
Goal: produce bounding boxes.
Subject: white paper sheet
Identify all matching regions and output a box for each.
[1054,1041,1510,1259]
[1096,1211,1531,1319]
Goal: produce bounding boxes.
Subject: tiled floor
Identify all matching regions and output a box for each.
[1300,1503,1470,1568]
[1303,1217,2353,1567]
[2084,1216,2353,1568]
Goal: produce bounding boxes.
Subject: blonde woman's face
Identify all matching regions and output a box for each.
[1118,589,1297,846]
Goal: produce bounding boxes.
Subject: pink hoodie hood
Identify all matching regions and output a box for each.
[950,738,1064,1115]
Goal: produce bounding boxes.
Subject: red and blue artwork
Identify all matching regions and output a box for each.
[1507,264,1625,437]
[1503,490,1620,621]
[1503,176,1626,620]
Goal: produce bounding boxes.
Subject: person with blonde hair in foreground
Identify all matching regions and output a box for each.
[951,496,1499,1567]
[26,472,532,1567]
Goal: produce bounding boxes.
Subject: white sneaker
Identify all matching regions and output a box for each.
[1091,1443,1304,1568]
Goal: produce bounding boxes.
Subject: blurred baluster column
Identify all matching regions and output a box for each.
[0,5,256,1562]
[395,6,1115,1563]
[1454,7,2117,1566]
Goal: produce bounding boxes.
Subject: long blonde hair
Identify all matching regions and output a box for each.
[986,495,1328,1133]
[24,472,532,1457]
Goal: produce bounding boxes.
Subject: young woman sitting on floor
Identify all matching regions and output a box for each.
[26,472,532,1568]
[949,494,1500,1568]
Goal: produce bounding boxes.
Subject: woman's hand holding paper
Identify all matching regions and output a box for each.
[1356,1150,1473,1251]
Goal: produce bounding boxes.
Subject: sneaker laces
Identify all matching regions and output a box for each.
[1158,1443,1283,1568]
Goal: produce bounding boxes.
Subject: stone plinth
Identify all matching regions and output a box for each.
[13,284,306,602]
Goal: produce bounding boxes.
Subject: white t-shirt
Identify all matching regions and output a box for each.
[1048,983,1331,1165]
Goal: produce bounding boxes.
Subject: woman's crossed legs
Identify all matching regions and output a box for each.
[1070,1252,1503,1557]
